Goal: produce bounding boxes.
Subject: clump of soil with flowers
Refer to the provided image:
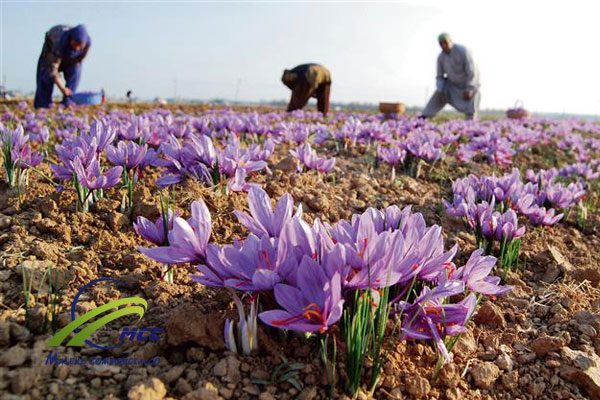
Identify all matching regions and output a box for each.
[1,101,600,399]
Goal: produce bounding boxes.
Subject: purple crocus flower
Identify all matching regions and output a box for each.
[324,209,398,279]
[343,229,412,289]
[234,187,301,238]
[456,145,476,163]
[313,126,330,145]
[316,157,336,174]
[50,162,76,181]
[416,240,459,283]
[454,249,511,296]
[218,139,267,178]
[182,134,217,168]
[14,144,44,169]
[194,234,297,291]
[248,139,274,162]
[290,144,336,174]
[479,208,498,239]
[31,126,50,144]
[526,205,563,226]
[464,198,495,231]
[544,183,571,209]
[333,117,362,145]
[259,255,344,333]
[155,172,187,188]
[404,131,445,163]
[399,282,473,361]
[459,129,515,167]
[0,124,44,185]
[284,124,311,144]
[377,144,406,179]
[443,194,469,217]
[52,134,99,180]
[513,193,536,215]
[73,157,123,190]
[106,141,148,170]
[88,119,117,153]
[1,124,27,150]
[494,209,525,242]
[318,205,457,287]
[134,209,180,246]
[377,145,406,166]
[525,168,557,185]
[154,136,214,188]
[566,182,586,203]
[278,216,327,273]
[139,200,212,264]
[492,169,521,203]
[228,168,261,193]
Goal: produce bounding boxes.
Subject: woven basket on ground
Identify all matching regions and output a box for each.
[379,102,406,116]
[506,100,530,119]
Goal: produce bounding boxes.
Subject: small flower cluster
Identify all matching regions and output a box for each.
[51,120,123,211]
[376,144,406,179]
[155,134,269,192]
[290,144,336,173]
[559,162,600,181]
[444,168,585,228]
[457,129,516,166]
[404,130,447,164]
[0,124,44,187]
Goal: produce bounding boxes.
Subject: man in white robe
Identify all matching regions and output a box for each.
[422,33,481,120]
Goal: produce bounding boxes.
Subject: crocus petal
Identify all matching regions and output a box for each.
[234,210,268,237]
[469,280,512,296]
[138,246,189,265]
[273,283,306,315]
[251,269,282,291]
[248,187,275,236]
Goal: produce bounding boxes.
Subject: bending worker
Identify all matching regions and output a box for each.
[34,24,91,109]
[422,33,480,120]
[281,63,331,115]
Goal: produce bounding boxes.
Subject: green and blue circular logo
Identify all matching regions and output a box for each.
[47,278,163,349]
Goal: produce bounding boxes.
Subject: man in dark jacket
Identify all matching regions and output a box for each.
[281,64,331,115]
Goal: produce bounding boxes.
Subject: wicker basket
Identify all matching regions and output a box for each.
[379,102,405,116]
[506,100,530,119]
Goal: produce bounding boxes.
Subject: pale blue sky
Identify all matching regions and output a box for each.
[1,1,599,115]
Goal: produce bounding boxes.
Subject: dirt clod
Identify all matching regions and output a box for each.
[183,382,221,400]
[127,377,167,400]
[167,305,225,350]
[406,375,431,398]
[470,361,501,389]
[474,301,506,329]
[0,345,27,367]
[531,335,565,357]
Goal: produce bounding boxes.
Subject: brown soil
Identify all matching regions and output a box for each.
[1,103,600,400]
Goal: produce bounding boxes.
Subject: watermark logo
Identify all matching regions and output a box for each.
[47,278,163,349]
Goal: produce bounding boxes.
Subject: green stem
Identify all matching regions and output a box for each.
[15,162,58,186]
[321,333,336,400]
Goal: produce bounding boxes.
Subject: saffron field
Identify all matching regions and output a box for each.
[1,102,600,399]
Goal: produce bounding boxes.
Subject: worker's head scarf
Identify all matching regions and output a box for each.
[438,32,451,44]
[60,25,91,59]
